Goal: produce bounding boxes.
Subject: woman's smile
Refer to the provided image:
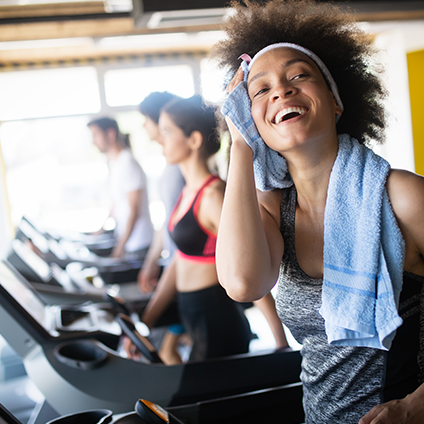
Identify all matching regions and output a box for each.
[247,47,341,153]
[273,105,309,124]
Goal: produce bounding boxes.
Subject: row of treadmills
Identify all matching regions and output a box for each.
[0,217,304,424]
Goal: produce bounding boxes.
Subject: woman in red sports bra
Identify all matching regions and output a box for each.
[141,95,252,362]
[141,95,288,363]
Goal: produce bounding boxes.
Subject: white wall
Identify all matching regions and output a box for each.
[367,20,424,171]
[372,28,414,170]
[0,146,14,259]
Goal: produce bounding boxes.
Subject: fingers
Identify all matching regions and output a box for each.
[225,117,239,138]
[359,405,380,424]
[122,336,133,357]
[144,278,158,293]
[122,336,141,360]
[226,66,244,94]
[139,279,157,294]
[137,271,146,292]
[138,267,158,293]
[359,399,410,424]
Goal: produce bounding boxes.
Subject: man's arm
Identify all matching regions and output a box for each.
[110,189,141,258]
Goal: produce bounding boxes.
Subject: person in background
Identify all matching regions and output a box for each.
[88,117,153,260]
[141,95,254,362]
[138,92,185,291]
[137,92,187,364]
[213,0,424,423]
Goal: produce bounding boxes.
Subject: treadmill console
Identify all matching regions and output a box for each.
[0,261,120,340]
[10,239,53,284]
[0,403,21,424]
[0,260,54,336]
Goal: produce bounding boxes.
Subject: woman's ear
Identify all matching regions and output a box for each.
[188,130,203,151]
[332,93,343,117]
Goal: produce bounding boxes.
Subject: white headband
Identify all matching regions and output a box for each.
[240,42,344,114]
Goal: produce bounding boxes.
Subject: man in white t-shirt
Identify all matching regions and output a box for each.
[88,117,153,259]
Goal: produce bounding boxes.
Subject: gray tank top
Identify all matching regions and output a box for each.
[275,185,423,423]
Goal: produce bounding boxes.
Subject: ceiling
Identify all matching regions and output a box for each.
[1,0,424,65]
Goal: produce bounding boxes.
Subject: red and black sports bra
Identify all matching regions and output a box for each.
[168,174,219,263]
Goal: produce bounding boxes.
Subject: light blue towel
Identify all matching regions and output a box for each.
[321,134,404,350]
[220,61,293,191]
[221,74,405,350]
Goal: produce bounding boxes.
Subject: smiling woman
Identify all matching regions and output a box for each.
[211,0,424,423]
[211,0,387,147]
[246,48,343,157]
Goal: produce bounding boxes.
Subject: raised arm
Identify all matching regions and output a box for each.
[216,134,284,302]
[216,67,284,302]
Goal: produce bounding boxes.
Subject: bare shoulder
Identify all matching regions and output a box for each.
[387,169,424,274]
[198,177,226,232]
[202,177,226,204]
[386,169,424,221]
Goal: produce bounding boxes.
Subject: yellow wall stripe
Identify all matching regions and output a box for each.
[407,50,424,176]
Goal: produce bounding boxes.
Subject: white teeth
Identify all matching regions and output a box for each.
[275,107,307,124]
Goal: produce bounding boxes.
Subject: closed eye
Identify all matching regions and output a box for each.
[253,87,269,98]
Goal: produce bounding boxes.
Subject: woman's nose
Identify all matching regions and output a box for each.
[157,133,164,146]
[271,84,296,101]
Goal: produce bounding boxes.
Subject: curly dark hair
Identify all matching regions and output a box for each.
[162,95,221,159]
[210,0,387,146]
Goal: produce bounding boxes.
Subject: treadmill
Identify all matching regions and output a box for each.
[15,216,116,261]
[12,217,145,288]
[0,260,303,422]
[0,403,22,424]
[6,235,149,307]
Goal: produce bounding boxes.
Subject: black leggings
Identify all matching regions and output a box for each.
[178,284,252,362]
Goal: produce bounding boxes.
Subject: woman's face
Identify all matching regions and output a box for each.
[247,47,342,155]
[158,112,192,164]
[89,125,111,153]
[143,116,160,143]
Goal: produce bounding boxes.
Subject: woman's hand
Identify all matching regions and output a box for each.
[138,257,160,293]
[226,65,244,94]
[121,336,142,360]
[359,389,424,424]
[224,66,251,149]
